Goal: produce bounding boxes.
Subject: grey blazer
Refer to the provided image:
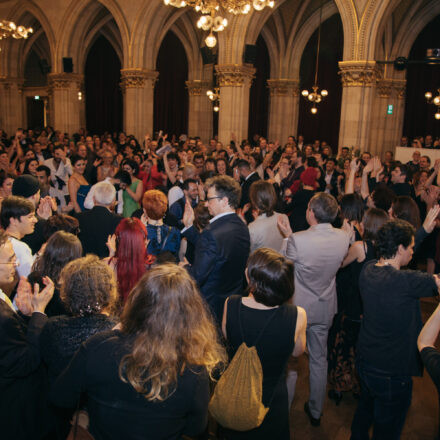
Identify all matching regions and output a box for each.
[285,223,349,325]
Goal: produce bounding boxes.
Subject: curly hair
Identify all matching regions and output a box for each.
[43,214,80,241]
[142,190,168,220]
[60,255,118,317]
[375,219,415,260]
[119,264,227,401]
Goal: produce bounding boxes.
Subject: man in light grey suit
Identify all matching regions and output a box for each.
[278,192,350,425]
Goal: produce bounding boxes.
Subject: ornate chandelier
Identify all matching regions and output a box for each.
[425,88,440,120]
[301,0,327,114]
[163,0,275,48]
[0,20,33,40]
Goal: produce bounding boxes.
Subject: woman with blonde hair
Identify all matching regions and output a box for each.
[50,264,226,440]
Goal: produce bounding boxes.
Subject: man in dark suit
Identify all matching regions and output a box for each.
[182,175,250,321]
[237,159,261,208]
[75,181,123,257]
[0,230,55,439]
[319,158,340,198]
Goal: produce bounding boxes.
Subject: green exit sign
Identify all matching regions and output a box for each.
[387,104,394,115]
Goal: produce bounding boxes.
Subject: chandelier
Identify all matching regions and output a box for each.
[207,87,220,112]
[301,0,327,114]
[163,0,275,48]
[0,20,33,40]
[425,88,440,120]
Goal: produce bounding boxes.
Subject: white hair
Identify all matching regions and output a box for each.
[94,181,116,206]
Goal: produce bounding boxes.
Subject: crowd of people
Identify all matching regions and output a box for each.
[0,126,440,440]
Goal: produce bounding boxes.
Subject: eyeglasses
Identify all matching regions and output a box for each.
[206,196,222,202]
[0,259,18,267]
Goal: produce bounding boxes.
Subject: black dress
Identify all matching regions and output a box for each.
[287,188,315,232]
[223,295,297,440]
[328,240,375,394]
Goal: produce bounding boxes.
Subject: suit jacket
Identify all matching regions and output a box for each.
[184,213,250,320]
[240,172,260,207]
[76,206,123,258]
[319,171,340,198]
[0,301,51,439]
[284,223,349,325]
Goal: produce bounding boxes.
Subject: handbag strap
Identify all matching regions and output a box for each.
[235,298,296,409]
[160,226,172,251]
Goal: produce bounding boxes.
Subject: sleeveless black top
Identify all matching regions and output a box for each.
[224,295,297,440]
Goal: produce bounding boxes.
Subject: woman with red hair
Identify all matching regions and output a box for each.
[286,167,318,232]
[105,218,154,304]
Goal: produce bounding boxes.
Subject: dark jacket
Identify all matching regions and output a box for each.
[76,206,123,258]
[240,172,261,208]
[184,213,250,320]
[0,301,52,439]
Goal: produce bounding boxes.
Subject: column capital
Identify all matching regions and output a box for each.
[267,79,300,96]
[215,64,256,87]
[48,73,83,89]
[392,79,406,99]
[376,78,406,99]
[120,69,158,91]
[338,61,380,87]
[0,76,25,92]
[185,80,211,96]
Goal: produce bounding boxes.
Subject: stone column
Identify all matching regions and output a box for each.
[0,77,24,135]
[186,80,213,143]
[267,79,300,143]
[120,69,158,142]
[215,64,256,145]
[48,73,83,134]
[369,78,406,157]
[338,61,380,152]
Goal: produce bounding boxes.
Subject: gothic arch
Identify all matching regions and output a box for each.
[81,16,123,71]
[56,0,128,73]
[156,13,203,79]
[286,2,338,79]
[0,5,54,78]
[391,1,440,60]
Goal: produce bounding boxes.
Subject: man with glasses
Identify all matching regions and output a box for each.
[181,175,250,321]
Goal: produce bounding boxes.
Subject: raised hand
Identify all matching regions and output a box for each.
[30,276,54,314]
[277,213,293,238]
[15,277,33,316]
[341,218,355,242]
[106,234,117,257]
[350,158,360,172]
[423,204,440,234]
[182,200,195,228]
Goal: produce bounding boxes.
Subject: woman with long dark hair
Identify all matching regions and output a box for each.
[50,264,226,440]
[31,230,83,317]
[105,217,154,304]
